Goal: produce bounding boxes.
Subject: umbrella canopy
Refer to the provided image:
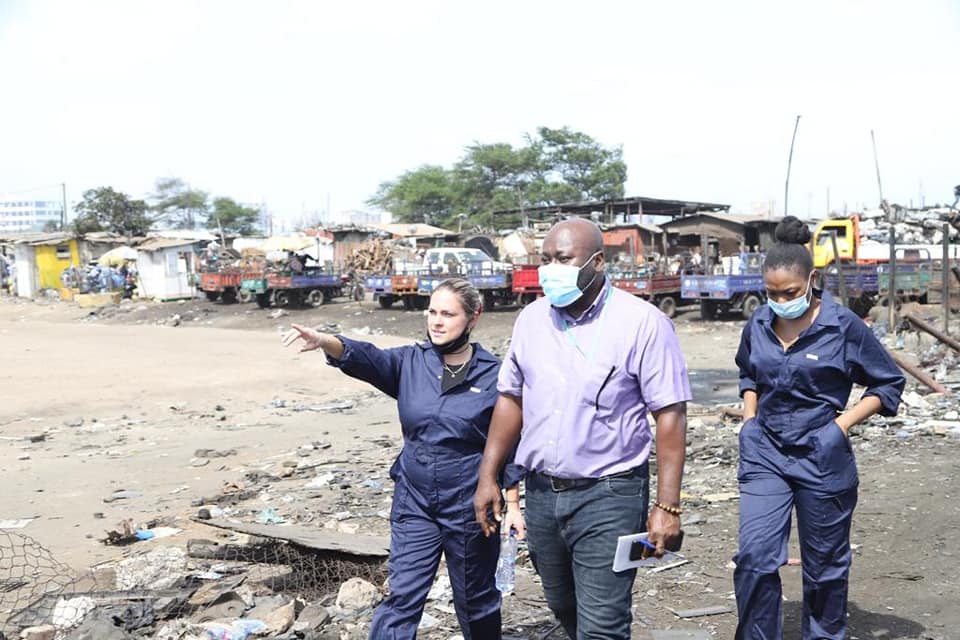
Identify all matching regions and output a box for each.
[97,246,138,266]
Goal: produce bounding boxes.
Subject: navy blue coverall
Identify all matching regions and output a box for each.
[328,336,517,639]
[734,291,904,640]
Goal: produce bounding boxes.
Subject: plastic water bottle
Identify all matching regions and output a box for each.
[495,528,517,593]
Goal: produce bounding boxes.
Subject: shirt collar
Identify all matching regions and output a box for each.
[417,341,499,365]
[559,277,612,324]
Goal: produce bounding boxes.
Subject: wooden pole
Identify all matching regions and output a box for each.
[944,222,951,335]
[784,115,801,215]
[830,231,846,306]
[888,226,897,331]
[904,313,960,353]
[886,348,950,395]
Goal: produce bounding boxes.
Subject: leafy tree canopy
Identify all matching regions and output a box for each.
[72,187,152,236]
[150,177,209,230]
[368,127,626,228]
[209,197,262,236]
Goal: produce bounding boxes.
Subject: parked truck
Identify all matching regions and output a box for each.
[198,267,242,303]
[367,248,514,311]
[609,268,682,318]
[681,253,766,320]
[244,266,346,309]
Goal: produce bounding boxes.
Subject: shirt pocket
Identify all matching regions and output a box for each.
[577,360,620,425]
[791,334,846,397]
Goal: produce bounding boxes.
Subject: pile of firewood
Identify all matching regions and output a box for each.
[344,239,397,274]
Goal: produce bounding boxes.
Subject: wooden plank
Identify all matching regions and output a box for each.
[196,518,390,558]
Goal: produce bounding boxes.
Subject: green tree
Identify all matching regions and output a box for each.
[150,177,209,229]
[209,197,261,235]
[369,127,627,228]
[533,126,627,203]
[368,165,458,225]
[72,187,152,236]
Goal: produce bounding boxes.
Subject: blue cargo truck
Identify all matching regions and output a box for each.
[681,273,766,320]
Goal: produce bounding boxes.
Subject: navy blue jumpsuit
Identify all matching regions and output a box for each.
[734,291,904,640]
[327,336,517,639]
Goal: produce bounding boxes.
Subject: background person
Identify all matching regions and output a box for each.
[733,216,905,640]
[283,277,522,640]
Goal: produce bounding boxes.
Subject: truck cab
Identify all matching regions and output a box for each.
[811,217,858,268]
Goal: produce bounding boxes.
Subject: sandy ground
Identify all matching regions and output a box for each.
[0,294,956,639]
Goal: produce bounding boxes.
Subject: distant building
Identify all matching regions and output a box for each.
[0,200,63,233]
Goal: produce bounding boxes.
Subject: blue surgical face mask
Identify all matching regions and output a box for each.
[767,274,814,320]
[539,251,601,308]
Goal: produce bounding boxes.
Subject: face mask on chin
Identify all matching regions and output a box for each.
[767,273,814,320]
[427,316,473,355]
[538,251,601,308]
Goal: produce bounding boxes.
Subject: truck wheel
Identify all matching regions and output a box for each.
[238,290,253,304]
[403,296,416,311]
[204,291,219,302]
[657,296,677,318]
[741,294,762,320]
[274,291,290,307]
[415,296,429,310]
[255,293,271,309]
[700,300,718,321]
[378,295,394,309]
[221,289,238,304]
[307,289,324,307]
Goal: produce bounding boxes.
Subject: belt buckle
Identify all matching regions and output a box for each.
[549,476,572,492]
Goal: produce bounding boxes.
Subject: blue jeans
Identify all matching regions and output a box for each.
[525,465,648,640]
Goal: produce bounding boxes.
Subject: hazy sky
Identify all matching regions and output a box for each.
[1,0,958,226]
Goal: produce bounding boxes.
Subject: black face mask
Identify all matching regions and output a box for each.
[576,257,601,292]
[429,328,471,355]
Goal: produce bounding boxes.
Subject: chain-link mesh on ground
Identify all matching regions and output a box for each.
[0,529,388,636]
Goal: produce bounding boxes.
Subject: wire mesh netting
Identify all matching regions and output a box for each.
[0,529,387,636]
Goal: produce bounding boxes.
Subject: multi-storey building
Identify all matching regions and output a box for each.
[0,200,63,233]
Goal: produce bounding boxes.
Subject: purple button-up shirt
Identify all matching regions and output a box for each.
[498,279,692,479]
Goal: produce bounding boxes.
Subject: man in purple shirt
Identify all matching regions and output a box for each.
[474,218,690,639]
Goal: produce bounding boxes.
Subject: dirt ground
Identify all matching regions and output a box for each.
[0,294,956,639]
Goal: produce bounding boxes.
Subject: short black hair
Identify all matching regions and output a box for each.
[763,215,813,276]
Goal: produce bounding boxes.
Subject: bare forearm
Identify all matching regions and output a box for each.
[315,332,345,359]
[505,485,520,507]
[742,390,758,420]
[652,403,686,507]
[478,395,523,483]
[836,395,882,432]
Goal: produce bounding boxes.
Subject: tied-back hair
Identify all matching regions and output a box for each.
[763,215,814,277]
[435,278,482,316]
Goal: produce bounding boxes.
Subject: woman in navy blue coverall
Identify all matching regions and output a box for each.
[283,278,523,640]
[734,217,905,640]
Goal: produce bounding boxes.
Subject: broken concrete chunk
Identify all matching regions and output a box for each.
[336,577,382,612]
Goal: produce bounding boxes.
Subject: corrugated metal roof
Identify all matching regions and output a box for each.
[137,237,198,251]
[372,223,457,237]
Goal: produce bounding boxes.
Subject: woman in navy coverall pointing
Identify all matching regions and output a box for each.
[733,217,905,640]
[283,278,523,639]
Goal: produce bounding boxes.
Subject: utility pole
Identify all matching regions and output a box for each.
[61,182,68,230]
[784,115,801,216]
[871,130,885,204]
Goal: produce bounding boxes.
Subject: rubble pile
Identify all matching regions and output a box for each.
[845,206,960,246]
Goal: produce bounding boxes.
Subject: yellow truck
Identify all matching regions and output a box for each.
[811,216,960,268]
